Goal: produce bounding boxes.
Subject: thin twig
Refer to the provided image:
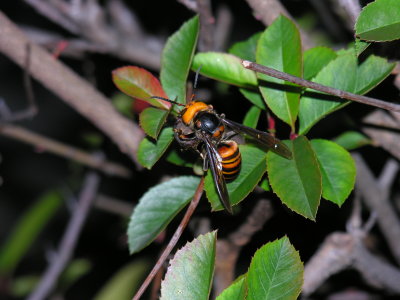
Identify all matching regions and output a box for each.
[0,12,144,166]
[0,124,131,178]
[242,60,400,112]
[132,176,205,300]
[27,172,100,300]
[353,153,400,265]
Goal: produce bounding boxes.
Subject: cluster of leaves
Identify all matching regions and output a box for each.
[110,0,400,298]
[160,233,303,300]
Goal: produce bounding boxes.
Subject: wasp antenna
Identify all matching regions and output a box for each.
[151,96,185,106]
[193,65,202,90]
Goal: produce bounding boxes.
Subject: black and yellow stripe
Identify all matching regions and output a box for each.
[218,141,241,182]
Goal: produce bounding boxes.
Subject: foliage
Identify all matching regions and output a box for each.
[159,233,303,300]
[109,6,400,297]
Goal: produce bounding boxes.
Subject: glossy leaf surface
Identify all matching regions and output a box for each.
[303,47,337,80]
[311,139,356,206]
[299,53,394,134]
[160,231,216,300]
[139,107,169,139]
[247,237,303,300]
[192,52,258,88]
[333,131,372,150]
[137,127,174,169]
[112,66,169,109]
[216,275,246,300]
[356,0,400,41]
[239,89,267,110]
[267,136,321,220]
[229,32,261,61]
[127,176,201,254]
[256,15,302,130]
[161,16,199,104]
[205,145,268,211]
[243,106,261,128]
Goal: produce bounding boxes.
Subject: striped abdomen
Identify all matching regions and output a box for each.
[218,141,241,182]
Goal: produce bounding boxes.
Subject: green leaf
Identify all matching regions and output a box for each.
[247,237,303,300]
[311,139,356,206]
[259,177,270,192]
[355,39,370,56]
[229,32,262,61]
[59,258,92,291]
[10,275,39,297]
[139,107,169,139]
[205,145,268,211]
[256,15,302,130]
[160,231,216,300]
[127,176,201,254]
[216,275,247,300]
[112,66,170,109]
[192,52,258,88]
[160,15,199,104]
[94,259,150,300]
[243,106,261,128]
[0,191,61,275]
[137,127,174,169]
[267,136,321,220]
[333,131,372,150]
[298,53,394,135]
[303,47,337,80]
[355,0,400,42]
[111,93,134,118]
[239,89,267,110]
[166,149,194,168]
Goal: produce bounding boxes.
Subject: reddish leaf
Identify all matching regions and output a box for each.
[112,66,170,110]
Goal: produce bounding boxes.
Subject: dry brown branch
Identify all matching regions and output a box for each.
[27,171,100,300]
[196,0,215,51]
[213,5,233,51]
[94,194,134,217]
[0,11,144,166]
[0,123,131,178]
[352,153,400,266]
[303,231,400,296]
[23,0,163,70]
[214,199,274,295]
[363,111,400,159]
[244,0,315,49]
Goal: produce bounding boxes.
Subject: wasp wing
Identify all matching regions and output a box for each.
[202,134,233,214]
[221,118,292,159]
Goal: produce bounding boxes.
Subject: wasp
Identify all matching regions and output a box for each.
[152,96,292,214]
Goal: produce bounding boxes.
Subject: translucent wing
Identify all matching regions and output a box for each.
[202,134,233,214]
[221,118,292,159]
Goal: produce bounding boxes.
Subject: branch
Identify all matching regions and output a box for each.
[0,124,131,178]
[132,177,205,300]
[352,153,400,265]
[0,11,144,166]
[23,0,162,70]
[214,199,274,295]
[242,60,400,112]
[27,171,100,300]
[244,0,315,49]
[196,0,215,51]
